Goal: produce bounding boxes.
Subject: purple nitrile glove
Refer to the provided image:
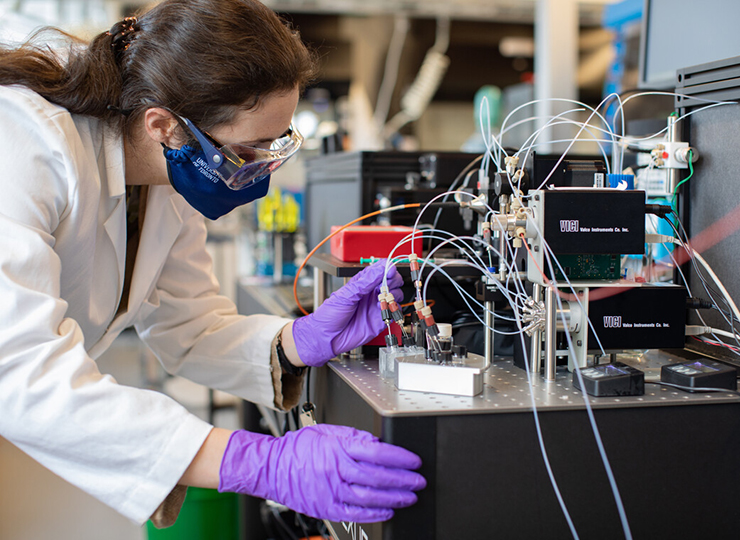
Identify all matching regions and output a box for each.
[293,260,403,366]
[218,424,426,523]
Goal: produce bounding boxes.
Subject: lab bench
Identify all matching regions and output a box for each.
[313,353,740,540]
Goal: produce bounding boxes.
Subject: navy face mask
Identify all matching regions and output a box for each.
[163,144,271,220]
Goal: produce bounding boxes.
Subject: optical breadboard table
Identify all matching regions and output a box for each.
[313,352,740,540]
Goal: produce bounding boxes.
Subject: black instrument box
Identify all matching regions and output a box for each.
[587,285,687,350]
[540,189,646,255]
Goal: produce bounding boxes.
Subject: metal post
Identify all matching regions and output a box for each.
[498,234,508,282]
[313,266,326,311]
[666,114,680,194]
[345,276,363,360]
[484,300,494,369]
[544,285,557,381]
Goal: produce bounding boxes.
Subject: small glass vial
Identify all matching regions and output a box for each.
[379,334,400,378]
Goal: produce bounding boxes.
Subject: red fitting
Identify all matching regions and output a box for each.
[421,305,435,326]
[413,301,426,323]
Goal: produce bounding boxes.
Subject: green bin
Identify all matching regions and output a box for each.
[146,487,243,540]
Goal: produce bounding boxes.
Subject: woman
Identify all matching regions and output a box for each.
[0,0,425,529]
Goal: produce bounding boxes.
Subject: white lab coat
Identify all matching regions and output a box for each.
[0,86,291,523]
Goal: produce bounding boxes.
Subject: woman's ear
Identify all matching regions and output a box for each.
[143,108,184,148]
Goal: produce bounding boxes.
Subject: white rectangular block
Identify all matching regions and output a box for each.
[395,354,486,397]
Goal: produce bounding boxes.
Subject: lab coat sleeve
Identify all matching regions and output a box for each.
[0,91,212,524]
[134,205,297,410]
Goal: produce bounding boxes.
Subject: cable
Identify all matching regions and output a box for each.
[541,249,633,540]
[419,260,527,336]
[384,230,526,329]
[693,335,740,353]
[498,265,581,539]
[499,96,616,158]
[478,95,505,176]
[516,217,628,536]
[706,328,740,341]
[666,217,740,352]
[691,250,740,326]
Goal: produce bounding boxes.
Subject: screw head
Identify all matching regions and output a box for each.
[577,340,583,346]
[534,194,540,201]
[212,154,221,164]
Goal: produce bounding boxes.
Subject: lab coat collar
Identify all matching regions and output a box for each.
[102,124,127,199]
[100,124,128,318]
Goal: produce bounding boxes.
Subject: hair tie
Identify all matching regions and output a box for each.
[106,104,133,116]
[108,17,138,63]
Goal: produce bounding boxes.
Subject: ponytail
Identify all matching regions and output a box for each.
[0,26,125,123]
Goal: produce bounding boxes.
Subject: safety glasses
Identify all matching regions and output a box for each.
[178,115,303,191]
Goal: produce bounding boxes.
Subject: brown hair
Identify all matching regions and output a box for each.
[0,0,318,138]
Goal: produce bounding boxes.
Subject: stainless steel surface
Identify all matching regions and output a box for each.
[498,226,508,282]
[484,300,494,369]
[530,283,543,373]
[544,286,557,381]
[327,351,740,418]
[556,301,578,332]
[313,266,326,312]
[346,274,363,360]
[667,114,680,194]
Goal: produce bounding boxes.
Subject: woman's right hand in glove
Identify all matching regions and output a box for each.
[218,424,426,523]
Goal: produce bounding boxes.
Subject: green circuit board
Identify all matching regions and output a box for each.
[551,254,620,280]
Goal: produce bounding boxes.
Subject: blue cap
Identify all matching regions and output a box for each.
[607,174,635,190]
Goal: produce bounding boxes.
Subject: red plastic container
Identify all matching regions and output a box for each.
[330,225,422,262]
